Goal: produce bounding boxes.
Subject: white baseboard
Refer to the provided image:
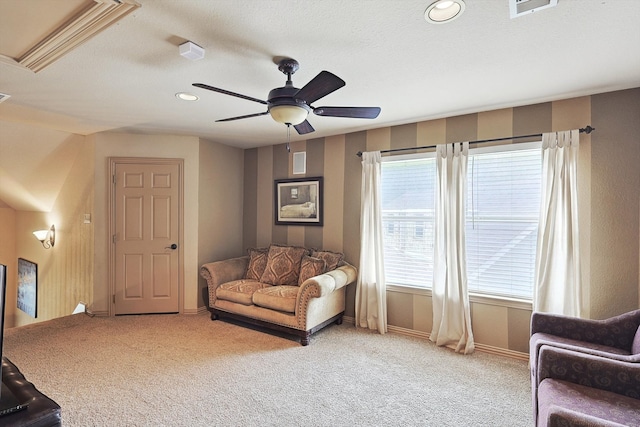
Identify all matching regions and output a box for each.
[88,310,108,317]
[183,306,209,315]
[342,316,528,361]
[87,307,209,317]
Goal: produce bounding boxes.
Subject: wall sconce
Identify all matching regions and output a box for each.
[33,225,55,249]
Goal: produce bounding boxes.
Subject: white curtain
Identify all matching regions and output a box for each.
[431,142,474,354]
[534,130,582,316]
[355,151,387,333]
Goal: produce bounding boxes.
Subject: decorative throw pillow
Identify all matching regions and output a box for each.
[244,247,269,280]
[298,256,326,285]
[260,245,309,286]
[311,250,344,271]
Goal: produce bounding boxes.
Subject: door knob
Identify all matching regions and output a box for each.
[166,243,178,250]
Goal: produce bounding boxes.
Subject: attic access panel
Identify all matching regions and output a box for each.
[510,0,558,18]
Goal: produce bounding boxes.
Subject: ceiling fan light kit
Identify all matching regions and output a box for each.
[193,58,381,135]
[270,104,309,125]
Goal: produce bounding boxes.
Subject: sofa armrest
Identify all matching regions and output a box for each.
[201,256,249,285]
[531,310,640,350]
[537,345,640,399]
[201,256,249,306]
[298,262,357,298]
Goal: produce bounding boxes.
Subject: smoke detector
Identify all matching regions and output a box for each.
[179,41,205,61]
[510,0,558,18]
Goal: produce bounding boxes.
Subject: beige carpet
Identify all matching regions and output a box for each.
[4,313,532,426]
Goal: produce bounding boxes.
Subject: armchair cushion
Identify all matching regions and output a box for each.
[534,345,640,427]
[260,244,309,286]
[537,345,640,401]
[538,379,640,427]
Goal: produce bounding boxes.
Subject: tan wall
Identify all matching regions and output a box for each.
[0,207,17,326]
[242,88,640,354]
[1,139,94,328]
[197,138,244,308]
[92,132,201,315]
[2,130,245,323]
[590,88,640,318]
[91,133,244,315]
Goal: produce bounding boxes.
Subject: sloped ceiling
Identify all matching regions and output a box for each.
[0,120,83,212]
[1,0,639,212]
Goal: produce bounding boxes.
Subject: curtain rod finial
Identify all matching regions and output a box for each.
[357,151,363,157]
[580,125,595,134]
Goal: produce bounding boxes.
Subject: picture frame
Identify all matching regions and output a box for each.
[17,258,37,318]
[275,177,323,226]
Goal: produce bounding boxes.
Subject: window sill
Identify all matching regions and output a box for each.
[386,284,533,311]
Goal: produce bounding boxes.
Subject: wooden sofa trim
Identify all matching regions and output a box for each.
[210,308,344,346]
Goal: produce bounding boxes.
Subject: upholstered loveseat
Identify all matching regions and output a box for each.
[200,244,357,345]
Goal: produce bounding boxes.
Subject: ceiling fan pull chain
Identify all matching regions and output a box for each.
[286,124,291,152]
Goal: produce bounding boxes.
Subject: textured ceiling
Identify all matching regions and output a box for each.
[1,0,639,151]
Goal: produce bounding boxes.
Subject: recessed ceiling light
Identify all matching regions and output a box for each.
[425,0,465,24]
[176,92,199,101]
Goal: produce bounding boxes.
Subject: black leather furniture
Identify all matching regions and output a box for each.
[1,358,61,427]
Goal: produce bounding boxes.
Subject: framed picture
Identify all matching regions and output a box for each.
[275,177,323,226]
[17,258,37,318]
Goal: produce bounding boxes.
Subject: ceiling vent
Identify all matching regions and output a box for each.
[510,0,558,18]
[0,93,11,104]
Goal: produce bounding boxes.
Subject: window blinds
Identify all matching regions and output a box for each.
[381,143,541,299]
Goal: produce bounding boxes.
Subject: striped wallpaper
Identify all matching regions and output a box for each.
[242,89,640,354]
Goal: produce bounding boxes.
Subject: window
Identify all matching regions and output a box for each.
[381,142,541,300]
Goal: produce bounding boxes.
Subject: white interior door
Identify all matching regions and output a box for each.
[113,160,181,315]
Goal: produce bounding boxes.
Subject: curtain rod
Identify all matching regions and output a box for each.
[356,125,595,157]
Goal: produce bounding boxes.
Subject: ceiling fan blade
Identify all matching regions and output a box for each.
[193,83,268,105]
[313,106,381,119]
[293,120,315,135]
[216,111,269,122]
[295,71,345,104]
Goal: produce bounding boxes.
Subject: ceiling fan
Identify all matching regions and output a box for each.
[192,58,381,135]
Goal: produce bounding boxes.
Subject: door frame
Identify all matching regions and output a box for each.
[107,157,184,316]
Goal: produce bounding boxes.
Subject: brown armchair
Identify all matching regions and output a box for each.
[530,309,640,362]
[529,309,640,425]
[536,345,640,426]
